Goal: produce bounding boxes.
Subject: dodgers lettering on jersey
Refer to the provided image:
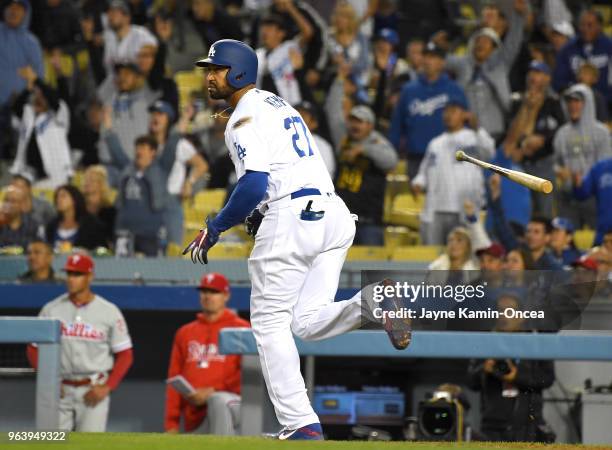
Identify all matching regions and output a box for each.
[224,89,335,206]
[408,94,449,116]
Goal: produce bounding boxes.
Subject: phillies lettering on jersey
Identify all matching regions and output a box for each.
[61,322,106,340]
[38,294,132,377]
[187,341,226,368]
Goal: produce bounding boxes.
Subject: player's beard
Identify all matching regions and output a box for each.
[208,84,235,100]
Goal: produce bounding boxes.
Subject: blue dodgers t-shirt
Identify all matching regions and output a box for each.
[389,73,467,155]
[485,147,532,234]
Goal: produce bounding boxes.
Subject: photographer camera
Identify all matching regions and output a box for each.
[416,383,472,442]
[468,294,556,442]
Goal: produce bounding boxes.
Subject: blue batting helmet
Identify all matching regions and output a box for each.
[196,39,258,89]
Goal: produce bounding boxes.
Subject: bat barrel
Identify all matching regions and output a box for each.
[456,149,554,194]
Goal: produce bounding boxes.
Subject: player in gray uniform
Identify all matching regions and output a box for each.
[27,253,133,432]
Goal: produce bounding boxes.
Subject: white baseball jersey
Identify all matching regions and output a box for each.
[37,294,132,377]
[224,89,335,207]
[256,41,302,105]
[103,25,157,73]
[313,134,336,178]
[166,138,197,195]
[412,127,494,223]
[10,100,73,189]
[230,89,369,431]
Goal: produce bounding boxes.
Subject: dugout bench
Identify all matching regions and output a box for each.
[218,329,612,436]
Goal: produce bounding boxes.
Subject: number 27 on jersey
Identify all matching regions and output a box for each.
[284,116,313,158]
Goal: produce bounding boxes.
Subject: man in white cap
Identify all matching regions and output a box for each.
[102,0,157,78]
[335,104,398,245]
[446,0,529,141]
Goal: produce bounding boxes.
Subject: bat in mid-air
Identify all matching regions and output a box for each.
[456,150,553,194]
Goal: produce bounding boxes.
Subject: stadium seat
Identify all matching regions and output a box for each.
[384,226,418,248]
[166,243,183,257]
[383,173,410,222]
[594,5,612,36]
[32,188,54,204]
[388,193,424,229]
[184,189,228,233]
[194,188,227,212]
[108,189,118,204]
[175,70,205,106]
[206,242,251,259]
[225,224,250,243]
[70,170,85,189]
[391,159,407,176]
[346,246,390,261]
[574,229,595,251]
[182,208,204,246]
[43,50,89,88]
[391,245,442,262]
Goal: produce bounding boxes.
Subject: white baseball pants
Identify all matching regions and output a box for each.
[59,384,109,432]
[248,193,364,429]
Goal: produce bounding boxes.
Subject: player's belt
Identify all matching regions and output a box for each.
[62,378,92,387]
[62,373,106,386]
[290,188,321,199]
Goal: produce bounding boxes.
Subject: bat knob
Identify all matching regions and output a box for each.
[541,180,553,194]
[455,150,466,161]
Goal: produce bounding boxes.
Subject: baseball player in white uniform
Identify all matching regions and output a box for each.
[183,39,410,440]
[28,253,133,432]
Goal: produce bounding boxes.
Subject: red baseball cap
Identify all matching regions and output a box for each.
[571,255,598,272]
[476,243,506,259]
[63,253,94,274]
[197,272,230,293]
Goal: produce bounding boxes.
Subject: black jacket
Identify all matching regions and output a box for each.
[468,357,555,441]
[509,94,565,162]
[45,214,107,250]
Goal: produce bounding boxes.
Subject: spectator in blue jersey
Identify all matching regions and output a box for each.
[553,9,612,107]
[549,217,582,268]
[573,158,612,246]
[389,41,466,180]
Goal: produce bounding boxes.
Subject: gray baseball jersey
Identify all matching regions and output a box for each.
[37,294,132,378]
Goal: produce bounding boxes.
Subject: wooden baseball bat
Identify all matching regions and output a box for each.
[456,150,553,194]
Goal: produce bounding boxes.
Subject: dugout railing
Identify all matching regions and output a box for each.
[0,317,61,429]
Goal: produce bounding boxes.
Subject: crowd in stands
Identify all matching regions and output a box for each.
[0,0,610,278]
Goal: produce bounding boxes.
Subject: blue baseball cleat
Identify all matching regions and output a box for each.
[277,423,324,440]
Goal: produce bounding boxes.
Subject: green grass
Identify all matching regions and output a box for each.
[3,433,611,450]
